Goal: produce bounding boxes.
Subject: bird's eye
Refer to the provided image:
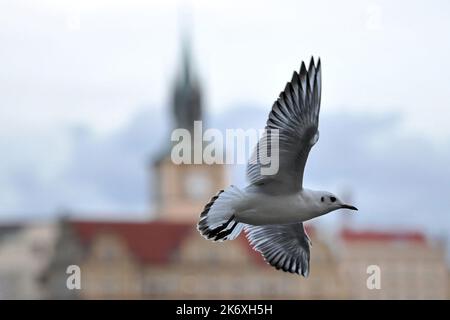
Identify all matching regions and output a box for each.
[330,196,336,203]
[321,196,324,202]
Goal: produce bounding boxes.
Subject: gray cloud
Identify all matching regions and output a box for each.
[0,107,167,218]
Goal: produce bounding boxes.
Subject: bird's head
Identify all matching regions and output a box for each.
[318,192,358,214]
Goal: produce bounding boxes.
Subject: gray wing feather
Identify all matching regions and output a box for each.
[245,223,312,277]
[247,57,321,193]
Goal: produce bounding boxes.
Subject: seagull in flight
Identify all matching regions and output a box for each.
[197,57,357,277]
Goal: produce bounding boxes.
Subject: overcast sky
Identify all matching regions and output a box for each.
[1,0,449,234]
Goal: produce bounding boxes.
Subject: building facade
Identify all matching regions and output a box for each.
[42,219,449,299]
[0,223,57,299]
[44,220,346,299]
[337,229,448,299]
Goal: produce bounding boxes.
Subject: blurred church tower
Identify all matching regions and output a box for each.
[152,33,227,222]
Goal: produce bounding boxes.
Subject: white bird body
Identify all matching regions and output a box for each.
[234,189,324,225]
[197,58,357,276]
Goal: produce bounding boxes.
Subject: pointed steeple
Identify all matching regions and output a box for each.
[172,30,203,132]
[181,33,192,84]
[151,7,228,222]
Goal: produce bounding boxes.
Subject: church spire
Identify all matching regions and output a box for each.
[181,32,192,84]
[151,6,227,222]
[172,12,203,132]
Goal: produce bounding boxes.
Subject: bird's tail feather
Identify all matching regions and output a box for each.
[197,185,245,242]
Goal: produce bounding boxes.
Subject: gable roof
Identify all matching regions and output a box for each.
[71,220,193,264]
[340,228,426,244]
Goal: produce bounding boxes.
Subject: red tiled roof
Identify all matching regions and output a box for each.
[71,220,193,264]
[340,228,426,244]
[70,220,316,266]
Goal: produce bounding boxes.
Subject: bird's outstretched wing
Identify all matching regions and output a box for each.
[246,57,321,193]
[245,223,311,277]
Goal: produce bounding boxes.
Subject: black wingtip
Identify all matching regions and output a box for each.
[291,71,300,86]
[299,61,307,75]
[309,56,315,68]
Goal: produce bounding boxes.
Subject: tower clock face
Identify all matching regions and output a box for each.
[184,171,212,200]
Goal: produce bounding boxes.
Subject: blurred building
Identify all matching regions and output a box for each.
[152,35,227,222]
[40,217,448,299]
[338,229,448,299]
[0,223,56,299]
[42,220,343,299]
